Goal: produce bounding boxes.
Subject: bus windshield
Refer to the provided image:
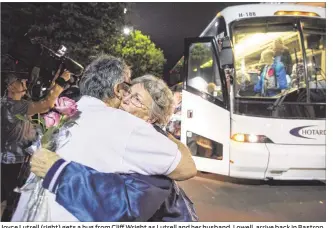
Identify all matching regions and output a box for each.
[231,17,326,119]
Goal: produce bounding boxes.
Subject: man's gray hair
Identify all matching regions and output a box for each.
[132,75,174,126]
[79,55,130,100]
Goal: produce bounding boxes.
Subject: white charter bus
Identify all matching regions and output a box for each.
[171,3,326,180]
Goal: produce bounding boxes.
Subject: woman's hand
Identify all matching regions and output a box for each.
[30,148,61,178]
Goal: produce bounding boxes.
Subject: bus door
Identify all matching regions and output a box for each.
[181,37,231,175]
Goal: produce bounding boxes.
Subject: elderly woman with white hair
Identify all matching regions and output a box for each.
[121,75,174,127]
[120,75,194,180]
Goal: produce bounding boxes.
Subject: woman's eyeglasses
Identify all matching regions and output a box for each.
[122,83,148,109]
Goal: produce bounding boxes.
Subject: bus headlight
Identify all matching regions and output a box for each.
[248,134,258,143]
[231,133,274,143]
[233,133,245,142]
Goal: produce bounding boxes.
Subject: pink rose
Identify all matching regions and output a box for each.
[55,97,78,117]
[44,111,61,128]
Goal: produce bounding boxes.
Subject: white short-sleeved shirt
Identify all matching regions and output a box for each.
[47,95,181,221]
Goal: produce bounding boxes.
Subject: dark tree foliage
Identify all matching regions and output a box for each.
[1,2,127,67]
[106,30,166,78]
[2,3,166,81]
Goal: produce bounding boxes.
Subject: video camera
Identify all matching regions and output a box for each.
[4,32,84,100]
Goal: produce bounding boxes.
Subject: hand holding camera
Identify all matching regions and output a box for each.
[47,66,71,92]
[60,70,71,82]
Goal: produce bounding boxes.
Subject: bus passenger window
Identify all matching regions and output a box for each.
[187,42,223,101]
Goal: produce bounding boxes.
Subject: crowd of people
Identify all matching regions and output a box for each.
[1,68,71,220]
[1,55,198,222]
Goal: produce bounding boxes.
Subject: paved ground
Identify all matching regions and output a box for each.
[178,172,326,222]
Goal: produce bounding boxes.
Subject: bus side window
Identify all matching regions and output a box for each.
[187,42,223,101]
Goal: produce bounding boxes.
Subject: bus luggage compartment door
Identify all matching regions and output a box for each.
[265,144,325,180]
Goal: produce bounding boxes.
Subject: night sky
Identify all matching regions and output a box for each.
[128,2,246,76]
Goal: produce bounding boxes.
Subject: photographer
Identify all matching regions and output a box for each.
[1,68,70,221]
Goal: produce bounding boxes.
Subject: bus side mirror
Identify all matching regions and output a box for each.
[219,37,234,68]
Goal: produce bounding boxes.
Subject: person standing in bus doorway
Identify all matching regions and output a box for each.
[273,38,292,76]
[254,49,275,96]
[255,38,292,96]
[272,38,292,91]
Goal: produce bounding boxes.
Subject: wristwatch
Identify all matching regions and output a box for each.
[55,77,68,88]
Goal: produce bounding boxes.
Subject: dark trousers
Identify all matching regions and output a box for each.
[1,163,23,221]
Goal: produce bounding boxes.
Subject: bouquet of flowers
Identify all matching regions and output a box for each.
[14,97,79,221]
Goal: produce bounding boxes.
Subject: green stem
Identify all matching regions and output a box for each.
[31,118,46,131]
